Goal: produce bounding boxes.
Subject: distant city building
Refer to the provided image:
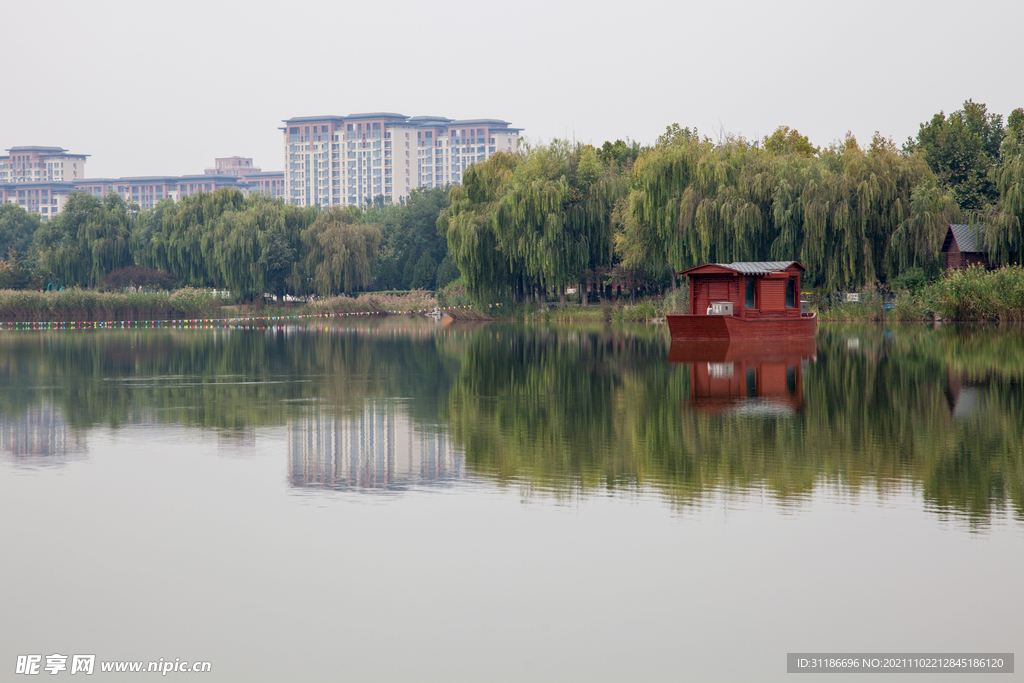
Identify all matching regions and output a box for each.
[0,146,88,183]
[0,182,73,218]
[205,156,261,176]
[74,175,244,210]
[281,113,522,207]
[204,156,285,200]
[1,148,285,218]
[236,171,285,200]
[0,146,90,217]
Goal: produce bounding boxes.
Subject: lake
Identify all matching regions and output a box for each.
[1,318,1021,681]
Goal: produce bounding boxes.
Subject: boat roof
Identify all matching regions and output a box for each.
[680,260,805,276]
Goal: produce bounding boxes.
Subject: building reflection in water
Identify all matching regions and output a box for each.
[217,429,257,457]
[0,403,87,465]
[287,402,464,491]
[669,339,817,416]
[944,371,988,420]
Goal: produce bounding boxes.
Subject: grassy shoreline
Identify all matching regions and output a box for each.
[0,288,221,322]
[2,266,1021,324]
[0,288,445,323]
[817,265,1024,322]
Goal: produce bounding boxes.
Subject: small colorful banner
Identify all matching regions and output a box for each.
[0,304,498,332]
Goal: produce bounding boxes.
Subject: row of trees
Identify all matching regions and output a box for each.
[441,100,1024,301]
[1,186,458,300]
[2,99,1021,300]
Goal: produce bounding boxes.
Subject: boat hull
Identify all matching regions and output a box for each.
[666,313,817,342]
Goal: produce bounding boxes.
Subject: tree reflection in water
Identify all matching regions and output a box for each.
[0,320,1020,524]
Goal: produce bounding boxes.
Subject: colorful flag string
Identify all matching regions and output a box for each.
[0,304,499,332]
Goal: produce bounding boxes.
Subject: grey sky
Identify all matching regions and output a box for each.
[4,0,1022,179]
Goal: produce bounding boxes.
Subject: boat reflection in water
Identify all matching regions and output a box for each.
[668,339,817,416]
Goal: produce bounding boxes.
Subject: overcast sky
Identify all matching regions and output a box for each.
[4,0,1022,178]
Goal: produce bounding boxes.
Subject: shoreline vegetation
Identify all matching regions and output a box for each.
[2,100,1022,319]
[0,287,220,322]
[1,265,1022,324]
[816,265,1024,322]
[0,288,442,323]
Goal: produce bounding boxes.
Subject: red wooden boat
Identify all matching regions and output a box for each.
[666,261,817,342]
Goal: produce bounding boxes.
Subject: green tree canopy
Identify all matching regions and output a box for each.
[372,187,450,290]
[597,138,645,169]
[985,112,1024,264]
[628,128,956,289]
[912,99,1005,210]
[439,151,519,301]
[441,141,627,302]
[762,126,818,157]
[299,206,382,296]
[134,189,316,300]
[34,192,135,288]
[0,204,41,263]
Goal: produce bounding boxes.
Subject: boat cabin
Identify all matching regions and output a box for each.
[681,261,805,319]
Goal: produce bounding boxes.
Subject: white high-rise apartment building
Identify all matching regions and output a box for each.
[281,113,522,207]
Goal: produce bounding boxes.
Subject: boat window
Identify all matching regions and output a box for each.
[745,278,755,308]
[786,278,796,308]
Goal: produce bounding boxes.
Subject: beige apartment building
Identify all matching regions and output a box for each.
[0,146,88,184]
[203,156,285,200]
[281,113,522,208]
[204,156,261,176]
[2,147,284,218]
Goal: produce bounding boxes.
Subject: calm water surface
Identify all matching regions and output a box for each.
[1,319,1022,682]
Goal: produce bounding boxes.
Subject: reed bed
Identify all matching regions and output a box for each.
[536,306,606,322]
[476,297,670,323]
[611,302,659,322]
[0,288,219,322]
[304,290,438,315]
[929,265,1024,321]
[817,266,1024,322]
[445,307,495,321]
[815,288,892,322]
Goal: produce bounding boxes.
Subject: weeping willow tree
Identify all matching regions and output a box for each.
[134,190,316,300]
[35,191,135,287]
[628,127,956,290]
[612,192,669,290]
[210,196,310,300]
[440,142,626,302]
[134,188,249,287]
[799,133,955,288]
[984,112,1024,264]
[629,131,779,273]
[438,151,519,301]
[886,178,960,277]
[298,206,381,296]
[493,140,625,301]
